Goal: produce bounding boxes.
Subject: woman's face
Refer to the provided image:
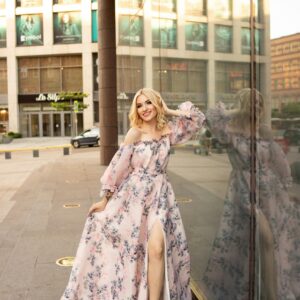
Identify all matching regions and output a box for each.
[136,94,157,123]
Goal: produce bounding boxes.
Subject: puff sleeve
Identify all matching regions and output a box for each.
[99,144,134,198]
[169,101,205,145]
[206,102,232,144]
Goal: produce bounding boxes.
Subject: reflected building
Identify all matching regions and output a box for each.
[0,0,270,136]
[271,33,300,110]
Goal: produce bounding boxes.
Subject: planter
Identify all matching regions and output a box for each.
[1,136,13,144]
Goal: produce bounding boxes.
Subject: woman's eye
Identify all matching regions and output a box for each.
[146,100,152,105]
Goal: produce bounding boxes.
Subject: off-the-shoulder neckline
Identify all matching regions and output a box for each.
[121,133,171,147]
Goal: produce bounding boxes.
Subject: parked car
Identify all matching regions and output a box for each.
[283,128,300,145]
[71,128,100,148]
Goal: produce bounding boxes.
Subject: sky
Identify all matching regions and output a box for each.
[270,0,300,39]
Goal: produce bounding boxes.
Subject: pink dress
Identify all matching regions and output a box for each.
[61,102,205,300]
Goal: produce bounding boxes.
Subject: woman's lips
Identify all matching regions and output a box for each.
[143,112,151,117]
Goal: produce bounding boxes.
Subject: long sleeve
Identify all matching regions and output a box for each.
[99,144,134,198]
[169,101,205,145]
[270,140,292,188]
[206,101,231,144]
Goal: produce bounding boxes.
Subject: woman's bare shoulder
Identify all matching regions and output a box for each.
[123,127,142,145]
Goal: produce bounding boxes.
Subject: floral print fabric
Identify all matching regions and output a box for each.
[202,102,300,300]
[61,102,205,300]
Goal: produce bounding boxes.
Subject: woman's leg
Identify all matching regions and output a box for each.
[259,211,278,300]
[148,220,165,300]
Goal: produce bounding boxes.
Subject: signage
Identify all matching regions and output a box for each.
[185,23,207,51]
[118,15,143,46]
[35,93,61,102]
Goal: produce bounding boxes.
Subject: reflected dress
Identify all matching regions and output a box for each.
[202,102,300,300]
[61,102,205,300]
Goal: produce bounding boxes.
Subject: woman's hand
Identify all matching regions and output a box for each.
[88,198,108,216]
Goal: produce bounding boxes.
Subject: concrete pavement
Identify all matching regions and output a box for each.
[0,138,299,299]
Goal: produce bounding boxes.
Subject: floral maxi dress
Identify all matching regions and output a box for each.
[61,102,205,300]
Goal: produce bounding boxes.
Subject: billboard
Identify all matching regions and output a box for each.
[152,0,176,13]
[215,25,232,53]
[119,15,143,47]
[241,28,263,55]
[16,0,43,7]
[214,0,232,19]
[53,12,82,44]
[91,10,98,42]
[0,17,6,48]
[185,0,206,17]
[16,14,43,46]
[152,18,177,49]
[185,22,207,51]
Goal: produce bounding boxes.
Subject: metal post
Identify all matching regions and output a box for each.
[98,0,118,165]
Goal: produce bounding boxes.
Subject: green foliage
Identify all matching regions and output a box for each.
[7,131,22,138]
[272,103,300,118]
[50,91,89,111]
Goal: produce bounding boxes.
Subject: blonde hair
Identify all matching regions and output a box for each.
[129,88,167,130]
[229,88,265,130]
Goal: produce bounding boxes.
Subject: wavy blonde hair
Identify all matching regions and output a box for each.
[129,88,167,130]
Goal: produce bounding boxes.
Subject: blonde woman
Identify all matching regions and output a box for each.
[61,88,205,300]
[202,88,299,300]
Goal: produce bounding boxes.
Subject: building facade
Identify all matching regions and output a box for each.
[0,0,270,137]
[271,33,300,111]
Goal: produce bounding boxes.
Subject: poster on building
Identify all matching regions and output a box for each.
[16,14,43,46]
[53,12,82,44]
[118,0,143,8]
[152,18,177,49]
[185,22,207,51]
[185,0,205,17]
[53,0,81,4]
[215,25,232,53]
[0,17,6,48]
[152,0,176,13]
[16,0,43,7]
[91,10,98,42]
[214,0,232,19]
[241,28,263,55]
[0,0,5,9]
[119,15,143,46]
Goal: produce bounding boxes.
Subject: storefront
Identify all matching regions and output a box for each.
[18,93,83,137]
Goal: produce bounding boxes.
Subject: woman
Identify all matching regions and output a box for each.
[202,88,300,300]
[61,88,205,300]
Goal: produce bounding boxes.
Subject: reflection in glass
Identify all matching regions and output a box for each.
[201,89,300,299]
[185,22,207,51]
[241,28,264,55]
[152,0,176,13]
[152,18,177,49]
[64,113,71,136]
[215,25,233,53]
[0,16,6,48]
[214,0,232,20]
[185,0,206,17]
[16,0,43,7]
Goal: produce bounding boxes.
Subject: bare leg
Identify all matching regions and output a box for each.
[148,220,165,300]
[259,211,278,300]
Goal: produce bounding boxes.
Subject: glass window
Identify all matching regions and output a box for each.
[0,58,7,94]
[185,0,207,17]
[62,67,82,91]
[118,15,144,47]
[214,0,232,20]
[0,16,6,48]
[241,28,264,55]
[117,56,144,93]
[91,10,98,43]
[117,0,143,9]
[0,0,5,9]
[215,25,233,53]
[16,14,43,46]
[16,0,43,7]
[152,0,176,13]
[185,22,208,51]
[40,68,61,92]
[53,0,81,4]
[152,18,177,49]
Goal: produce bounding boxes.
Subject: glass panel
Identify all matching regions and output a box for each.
[42,114,51,136]
[185,0,207,17]
[152,18,177,49]
[76,113,83,135]
[64,113,71,136]
[152,0,176,13]
[40,56,61,67]
[53,113,61,136]
[215,25,233,53]
[31,114,40,137]
[19,68,40,94]
[0,16,6,48]
[62,67,82,91]
[0,59,7,94]
[20,113,30,137]
[53,0,81,4]
[214,0,232,20]
[118,0,143,9]
[16,0,43,7]
[185,22,208,51]
[40,68,61,92]
[118,15,144,47]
